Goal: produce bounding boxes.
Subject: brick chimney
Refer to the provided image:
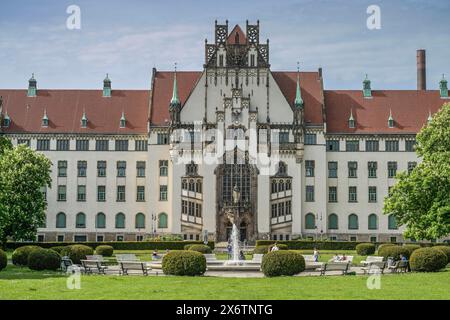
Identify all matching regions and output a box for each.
[417,49,426,90]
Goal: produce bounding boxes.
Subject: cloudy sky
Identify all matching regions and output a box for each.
[0,0,449,90]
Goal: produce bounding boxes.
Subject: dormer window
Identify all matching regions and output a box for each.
[42,109,49,127]
[348,109,355,128]
[119,112,126,128]
[81,111,88,128]
[388,109,394,128]
[2,113,10,128]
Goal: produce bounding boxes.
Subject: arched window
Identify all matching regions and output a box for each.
[388,215,398,230]
[279,180,285,192]
[196,180,202,193]
[135,213,146,229]
[96,212,106,229]
[56,212,66,228]
[286,180,292,191]
[271,180,277,194]
[182,179,187,190]
[76,212,86,228]
[158,212,168,229]
[115,212,125,229]
[368,214,378,230]
[348,214,359,230]
[189,179,195,192]
[328,214,338,230]
[305,213,316,230]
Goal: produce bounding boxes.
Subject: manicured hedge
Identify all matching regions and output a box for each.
[0,249,7,271]
[49,246,66,255]
[402,244,421,257]
[256,240,367,250]
[410,248,448,272]
[12,246,41,266]
[5,241,214,251]
[433,246,450,262]
[355,243,376,256]
[63,245,94,264]
[162,251,206,276]
[95,245,114,257]
[378,246,410,260]
[188,244,212,254]
[261,251,305,277]
[253,245,270,254]
[28,248,61,271]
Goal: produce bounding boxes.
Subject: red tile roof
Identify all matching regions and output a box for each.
[324,90,446,134]
[150,71,202,126]
[227,25,247,45]
[272,71,324,125]
[0,89,149,134]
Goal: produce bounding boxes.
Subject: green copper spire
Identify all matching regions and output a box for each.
[294,62,304,108]
[363,74,372,98]
[28,73,37,97]
[440,74,448,98]
[170,63,181,107]
[103,73,111,97]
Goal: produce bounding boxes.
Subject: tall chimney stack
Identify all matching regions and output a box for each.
[417,49,426,90]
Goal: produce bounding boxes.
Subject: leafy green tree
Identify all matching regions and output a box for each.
[0,144,52,246]
[0,136,12,155]
[384,103,450,240]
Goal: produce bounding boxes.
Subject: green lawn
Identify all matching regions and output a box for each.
[1,265,449,300]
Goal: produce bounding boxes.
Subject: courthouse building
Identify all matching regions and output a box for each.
[0,21,448,243]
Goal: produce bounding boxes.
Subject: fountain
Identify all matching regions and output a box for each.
[225,223,241,265]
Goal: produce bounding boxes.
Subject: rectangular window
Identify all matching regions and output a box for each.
[57,161,67,177]
[250,54,255,67]
[328,161,338,178]
[182,200,188,214]
[326,140,339,151]
[329,186,337,203]
[405,140,416,152]
[368,161,377,178]
[348,161,358,178]
[195,203,202,218]
[346,140,359,152]
[306,185,315,202]
[365,140,379,152]
[57,185,66,201]
[18,139,31,147]
[385,140,399,152]
[388,161,398,178]
[305,133,317,145]
[135,140,148,151]
[115,140,129,151]
[159,160,168,177]
[408,161,417,174]
[37,139,50,151]
[117,161,126,177]
[305,160,315,177]
[77,185,86,202]
[349,186,357,202]
[57,235,65,242]
[77,161,87,177]
[219,54,224,67]
[278,202,285,217]
[368,186,377,203]
[278,132,289,144]
[136,186,145,202]
[97,185,106,202]
[97,161,106,177]
[56,139,70,151]
[271,203,278,218]
[286,200,291,216]
[157,133,169,145]
[136,161,146,177]
[76,139,89,151]
[95,140,109,151]
[117,186,126,202]
[159,185,168,201]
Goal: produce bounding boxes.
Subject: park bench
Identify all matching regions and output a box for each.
[119,261,151,276]
[360,256,383,266]
[318,262,350,276]
[361,261,386,274]
[387,260,409,273]
[81,259,108,274]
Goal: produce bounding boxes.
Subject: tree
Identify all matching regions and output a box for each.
[0,136,12,155]
[384,103,450,240]
[0,143,52,246]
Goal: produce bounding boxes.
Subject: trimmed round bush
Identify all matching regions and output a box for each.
[12,246,40,266]
[378,245,410,260]
[402,244,421,257]
[377,243,395,254]
[188,244,212,254]
[0,249,7,271]
[50,246,67,255]
[253,245,270,254]
[64,245,94,264]
[261,250,305,277]
[96,245,114,257]
[184,244,194,251]
[410,247,448,272]
[28,248,61,271]
[162,251,206,276]
[356,243,376,256]
[433,246,450,262]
